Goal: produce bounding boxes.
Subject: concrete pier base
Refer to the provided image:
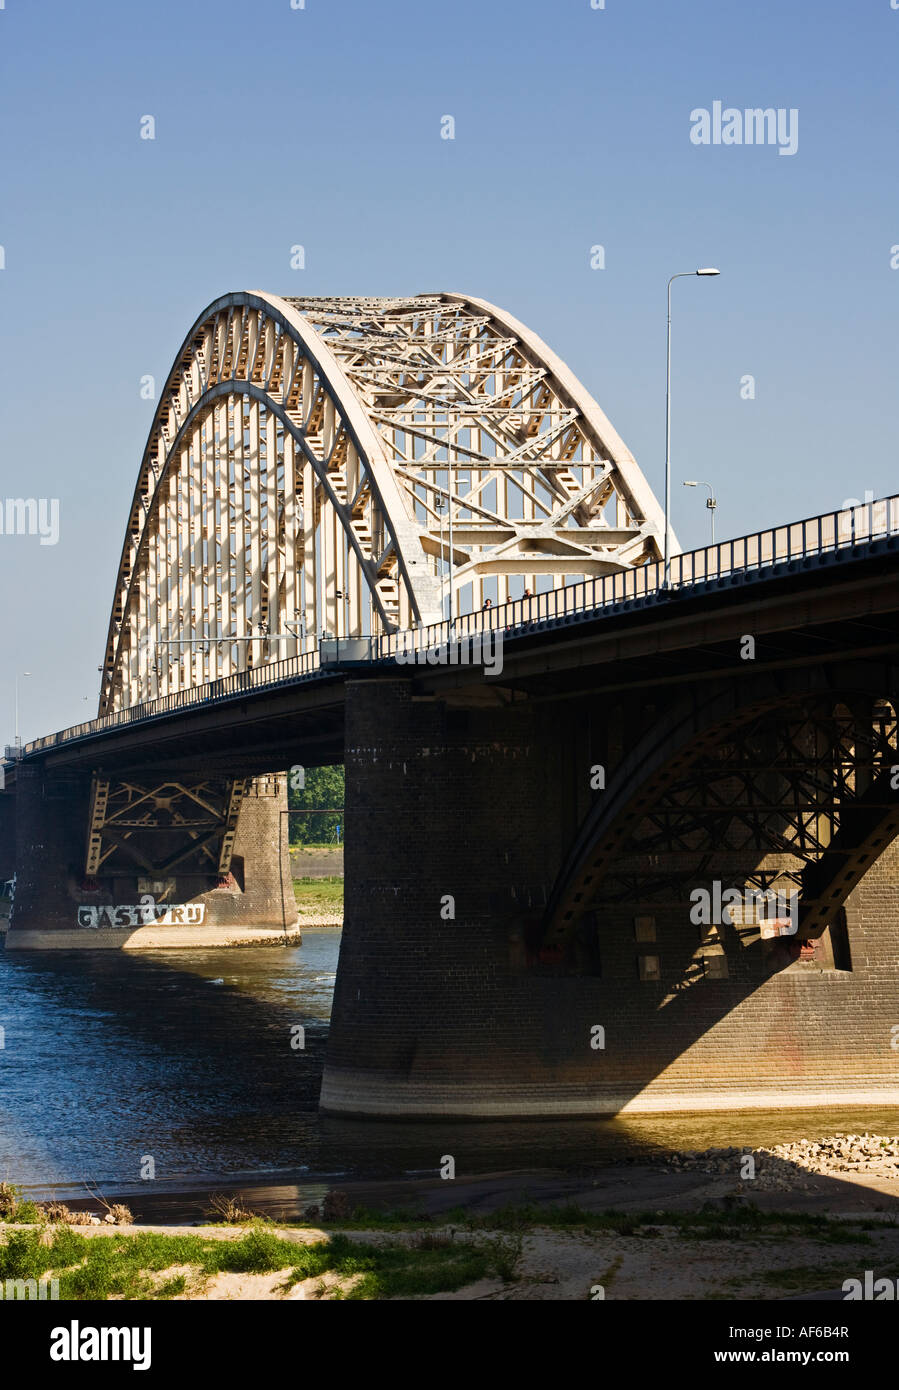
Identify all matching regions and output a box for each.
[2,925,302,950]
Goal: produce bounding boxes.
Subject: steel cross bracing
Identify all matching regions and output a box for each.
[289,293,665,601]
[99,291,666,715]
[84,776,251,879]
[568,699,899,932]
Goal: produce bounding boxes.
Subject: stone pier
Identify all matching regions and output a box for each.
[4,768,299,949]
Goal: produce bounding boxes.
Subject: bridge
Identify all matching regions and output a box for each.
[3,291,899,1118]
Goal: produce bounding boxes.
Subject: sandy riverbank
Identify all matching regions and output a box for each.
[4,1185,898,1300]
[8,1140,899,1300]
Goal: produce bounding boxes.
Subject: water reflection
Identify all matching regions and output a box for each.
[1,933,898,1197]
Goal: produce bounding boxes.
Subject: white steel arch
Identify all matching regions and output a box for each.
[100,291,670,714]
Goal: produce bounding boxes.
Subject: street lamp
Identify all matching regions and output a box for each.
[665,268,720,587]
[14,672,31,747]
[434,495,447,619]
[683,479,718,545]
[446,476,456,624]
[334,589,351,637]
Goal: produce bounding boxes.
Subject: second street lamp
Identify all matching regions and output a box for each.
[683,479,718,545]
[14,671,31,749]
[664,268,721,588]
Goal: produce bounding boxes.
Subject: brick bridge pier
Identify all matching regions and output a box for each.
[322,668,899,1118]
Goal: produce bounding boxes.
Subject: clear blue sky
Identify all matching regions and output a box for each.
[1,0,897,740]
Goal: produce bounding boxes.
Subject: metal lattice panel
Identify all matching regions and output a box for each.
[550,697,899,940]
[84,776,249,877]
[99,291,666,714]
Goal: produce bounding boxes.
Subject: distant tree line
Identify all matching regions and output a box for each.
[287,764,345,845]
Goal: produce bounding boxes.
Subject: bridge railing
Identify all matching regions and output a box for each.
[23,647,324,753]
[380,493,899,659]
[21,493,899,754]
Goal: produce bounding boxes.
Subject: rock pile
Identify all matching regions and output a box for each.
[664,1133,899,1192]
[767,1133,899,1175]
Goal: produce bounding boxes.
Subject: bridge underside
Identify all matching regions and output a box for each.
[322,665,899,1118]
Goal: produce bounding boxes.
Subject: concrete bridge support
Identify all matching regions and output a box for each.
[4,767,298,949]
[322,678,899,1118]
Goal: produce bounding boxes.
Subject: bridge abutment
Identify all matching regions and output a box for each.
[4,769,299,949]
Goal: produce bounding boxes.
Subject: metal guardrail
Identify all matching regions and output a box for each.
[398,493,899,660]
[20,493,899,757]
[23,648,324,753]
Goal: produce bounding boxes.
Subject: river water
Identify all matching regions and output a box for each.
[2,931,898,1200]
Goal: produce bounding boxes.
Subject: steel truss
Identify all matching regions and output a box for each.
[561,698,899,935]
[84,775,250,879]
[100,292,667,714]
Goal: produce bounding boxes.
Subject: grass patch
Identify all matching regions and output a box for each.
[156,1274,187,1298]
[293,877,343,913]
[2,1196,884,1300]
[290,1200,879,1246]
[0,1183,52,1225]
[282,1231,520,1299]
[10,1201,43,1225]
[475,1203,876,1244]
[0,1224,520,1301]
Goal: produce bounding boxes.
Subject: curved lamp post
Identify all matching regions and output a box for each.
[683,479,718,544]
[665,269,720,587]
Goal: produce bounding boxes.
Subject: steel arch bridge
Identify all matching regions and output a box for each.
[100,291,668,716]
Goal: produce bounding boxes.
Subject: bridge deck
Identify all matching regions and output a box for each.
[14,492,899,775]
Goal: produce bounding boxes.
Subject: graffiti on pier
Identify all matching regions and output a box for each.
[77,896,206,928]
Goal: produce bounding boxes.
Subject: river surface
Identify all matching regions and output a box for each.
[2,932,899,1200]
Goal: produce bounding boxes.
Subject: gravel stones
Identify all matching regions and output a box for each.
[663,1133,899,1191]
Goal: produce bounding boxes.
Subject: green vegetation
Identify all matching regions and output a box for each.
[288,765,344,845]
[0,1182,132,1229]
[0,1183,52,1225]
[3,1191,889,1301]
[277,1200,881,1245]
[0,1223,521,1301]
[293,876,343,914]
